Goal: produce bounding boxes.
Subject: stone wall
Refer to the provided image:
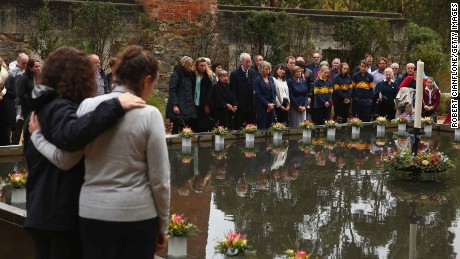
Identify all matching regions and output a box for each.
[0,1,407,89]
[218,5,408,65]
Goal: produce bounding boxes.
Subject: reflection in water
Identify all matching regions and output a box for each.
[165,130,460,258]
[1,130,460,258]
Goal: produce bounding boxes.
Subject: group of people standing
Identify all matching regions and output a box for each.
[1,46,171,259]
[167,52,442,133]
[0,52,112,146]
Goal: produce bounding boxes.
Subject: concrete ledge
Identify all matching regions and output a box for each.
[218,4,404,20]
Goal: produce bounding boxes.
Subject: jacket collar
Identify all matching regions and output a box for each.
[112,84,136,95]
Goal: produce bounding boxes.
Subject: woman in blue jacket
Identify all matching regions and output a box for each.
[287,65,309,128]
[253,61,277,129]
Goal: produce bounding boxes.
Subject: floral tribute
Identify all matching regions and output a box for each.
[178,153,194,164]
[324,119,338,128]
[285,249,313,259]
[211,150,227,160]
[179,127,194,138]
[299,120,315,130]
[213,126,229,136]
[347,117,363,127]
[391,113,412,124]
[167,214,198,237]
[384,150,454,174]
[421,116,435,126]
[215,231,249,256]
[7,171,28,189]
[270,122,288,132]
[375,116,388,125]
[241,124,258,134]
[241,148,257,158]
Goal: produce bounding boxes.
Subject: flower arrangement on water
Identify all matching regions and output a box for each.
[391,113,412,124]
[375,137,387,146]
[177,153,194,164]
[285,249,313,259]
[241,124,257,134]
[270,122,288,132]
[211,150,227,160]
[324,119,338,128]
[179,127,194,138]
[167,214,198,238]
[347,117,363,127]
[7,171,27,189]
[299,143,314,154]
[421,116,435,126]
[452,142,460,150]
[270,144,288,154]
[213,126,229,136]
[241,148,257,158]
[385,150,454,173]
[215,231,249,256]
[375,116,388,125]
[299,120,316,130]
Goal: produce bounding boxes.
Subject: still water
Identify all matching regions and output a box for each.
[1,129,459,258]
[164,129,460,258]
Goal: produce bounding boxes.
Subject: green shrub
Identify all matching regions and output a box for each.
[437,94,451,116]
[145,89,167,120]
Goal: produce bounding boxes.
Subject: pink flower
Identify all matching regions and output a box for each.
[172,215,183,224]
[296,250,307,258]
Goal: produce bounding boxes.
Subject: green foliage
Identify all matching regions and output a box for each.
[137,13,160,50]
[437,94,451,116]
[333,17,390,67]
[72,2,124,68]
[183,13,221,62]
[218,0,321,8]
[405,22,447,76]
[145,89,167,120]
[29,5,65,59]
[224,11,314,66]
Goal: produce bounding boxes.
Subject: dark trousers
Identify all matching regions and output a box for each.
[376,103,396,120]
[275,107,289,125]
[333,100,350,123]
[314,106,331,125]
[0,123,12,146]
[27,228,81,259]
[11,118,24,145]
[234,109,255,130]
[352,99,372,122]
[171,118,195,134]
[256,105,275,129]
[80,217,158,259]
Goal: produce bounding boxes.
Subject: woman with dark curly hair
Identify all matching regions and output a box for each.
[29,45,170,259]
[23,46,145,259]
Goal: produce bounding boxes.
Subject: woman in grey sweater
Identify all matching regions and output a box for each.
[29,45,170,259]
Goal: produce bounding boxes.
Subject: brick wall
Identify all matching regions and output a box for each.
[142,0,217,23]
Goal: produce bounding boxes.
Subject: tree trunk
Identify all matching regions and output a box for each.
[270,0,276,7]
[348,0,356,11]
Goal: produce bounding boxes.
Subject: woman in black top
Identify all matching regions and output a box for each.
[211,70,236,128]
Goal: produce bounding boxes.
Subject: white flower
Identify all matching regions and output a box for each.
[421,160,429,166]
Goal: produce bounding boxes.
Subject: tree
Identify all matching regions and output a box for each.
[333,17,390,67]
[72,2,124,68]
[29,4,65,59]
[404,22,447,76]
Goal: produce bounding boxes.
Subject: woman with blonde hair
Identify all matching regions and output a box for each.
[192,57,213,132]
[166,56,197,133]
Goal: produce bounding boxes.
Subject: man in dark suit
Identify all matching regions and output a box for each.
[306,52,321,80]
[229,53,257,129]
